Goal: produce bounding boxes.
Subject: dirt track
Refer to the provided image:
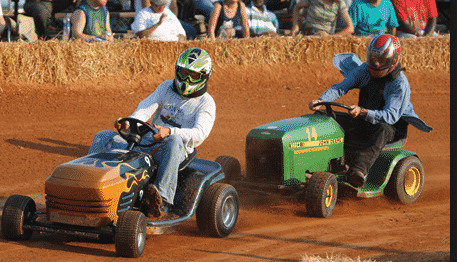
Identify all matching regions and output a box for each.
[0,63,450,261]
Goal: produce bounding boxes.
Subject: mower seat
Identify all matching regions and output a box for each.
[178,148,198,171]
[381,138,407,151]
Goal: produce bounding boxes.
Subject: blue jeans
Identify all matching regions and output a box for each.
[195,0,214,23]
[88,131,187,205]
[180,19,197,40]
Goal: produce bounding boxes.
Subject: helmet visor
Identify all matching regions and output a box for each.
[370,56,388,67]
[177,67,203,83]
[368,55,390,70]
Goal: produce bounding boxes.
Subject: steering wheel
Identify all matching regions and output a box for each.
[116,117,157,149]
[314,101,352,120]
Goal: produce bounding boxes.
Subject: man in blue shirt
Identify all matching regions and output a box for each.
[309,35,432,188]
[349,0,399,36]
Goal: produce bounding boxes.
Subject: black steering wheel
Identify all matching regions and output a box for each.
[314,102,352,120]
[117,117,157,150]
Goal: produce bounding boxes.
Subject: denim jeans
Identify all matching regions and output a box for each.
[88,131,187,204]
[180,19,197,40]
[195,0,214,23]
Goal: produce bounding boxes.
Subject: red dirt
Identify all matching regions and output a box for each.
[0,63,450,261]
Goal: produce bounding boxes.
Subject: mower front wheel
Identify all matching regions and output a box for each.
[305,172,338,218]
[1,195,36,241]
[115,210,147,258]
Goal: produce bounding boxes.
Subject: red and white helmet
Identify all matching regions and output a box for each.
[366,34,401,78]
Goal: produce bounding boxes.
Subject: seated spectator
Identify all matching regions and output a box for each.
[391,0,438,38]
[208,0,250,40]
[246,0,279,37]
[292,0,354,37]
[0,4,7,40]
[71,0,114,42]
[348,0,398,36]
[195,0,214,23]
[132,0,186,41]
[335,0,352,32]
[134,0,197,40]
[24,0,81,40]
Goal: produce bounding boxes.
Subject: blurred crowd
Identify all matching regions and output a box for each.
[0,0,450,42]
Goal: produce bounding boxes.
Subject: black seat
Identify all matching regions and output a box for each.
[381,138,407,151]
[178,148,197,171]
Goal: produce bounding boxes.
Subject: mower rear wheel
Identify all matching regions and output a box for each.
[306,172,338,218]
[385,156,425,205]
[196,183,239,237]
[115,210,147,258]
[215,155,242,183]
[1,195,36,241]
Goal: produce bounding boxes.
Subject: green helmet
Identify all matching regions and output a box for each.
[174,48,212,98]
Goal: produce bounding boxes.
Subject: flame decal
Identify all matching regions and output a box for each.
[122,170,150,192]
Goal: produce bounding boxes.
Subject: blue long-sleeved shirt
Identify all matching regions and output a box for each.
[319,53,432,132]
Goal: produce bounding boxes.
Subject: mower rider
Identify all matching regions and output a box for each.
[309,34,432,189]
[88,47,216,217]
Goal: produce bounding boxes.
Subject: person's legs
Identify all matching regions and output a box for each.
[350,122,396,175]
[180,19,197,40]
[345,122,395,188]
[151,134,187,205]
[396,31,417,38]
[24,1,52,39]
[195,0,214,23]
[333,113,396,187]
[88,130,129,154]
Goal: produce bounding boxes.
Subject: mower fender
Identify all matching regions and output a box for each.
[146,158,224,228]
[366,149,417,191]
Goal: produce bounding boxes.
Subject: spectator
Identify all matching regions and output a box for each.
[292,0,354,37]
[309,35,432,188]
[88,48,216,218]
[135,0,197,39]
[195,0,214,23]
[246,0,280,37]
[71,0,114,42]
[24,0,82,40]
[208,0,250,39]
[131,0,186,41]
[0,4,7,40]
[335,0,353,32]
[391,0,438,38]
[348,0,398,36]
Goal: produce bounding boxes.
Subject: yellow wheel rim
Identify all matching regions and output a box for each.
[404,166,421,196]
[325,184,334,208]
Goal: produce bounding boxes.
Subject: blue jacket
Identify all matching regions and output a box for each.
[319,53,433,132]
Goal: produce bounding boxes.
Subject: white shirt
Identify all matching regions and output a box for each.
[131,7,186,41]
[245,3,279,35]
[129,80,216,154]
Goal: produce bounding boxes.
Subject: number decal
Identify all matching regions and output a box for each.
[145,156,151,167]
[311,127,318,140]
[306,127,318,141]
